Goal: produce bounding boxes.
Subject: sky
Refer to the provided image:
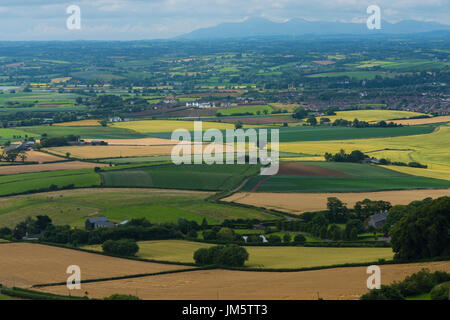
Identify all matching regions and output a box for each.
[0,0,448,40]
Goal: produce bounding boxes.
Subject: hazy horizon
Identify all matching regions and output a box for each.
[0,0,448,41]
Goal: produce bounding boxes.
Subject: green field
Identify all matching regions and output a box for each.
[101,164,259,191]
[274,125,435,143]
[244,162,450,192]
[0,128,37,143]
[21,125,149,140]
[217,105,273,116]
[308,71,391,80]
[0,169,100,197]
[83,240,394,269]
[0,189,277,229]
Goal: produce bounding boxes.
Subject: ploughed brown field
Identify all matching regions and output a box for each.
[38,261,450,300]
[0,243,191,288]
[224,189,450,214]
[277,162,350,177]
[0,161,108,175]
[24,151,65,163]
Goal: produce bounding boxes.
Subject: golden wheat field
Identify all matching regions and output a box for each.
[44,145,177,159]
[0,243,191,288]
[112,120,236,133]
[316,110,427,123]
[224,189,450,214]
[24,151,65,163]
[392,116,450,126]
[38,261,450,300]
[54,120,102,127]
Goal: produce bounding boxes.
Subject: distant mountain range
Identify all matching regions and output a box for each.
[176,17,450,39]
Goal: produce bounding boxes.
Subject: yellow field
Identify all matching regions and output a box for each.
[279,124,450,176]
[43,143,244,159]
[84,240,393,269]
[380,165,450,181]
[317,110,428,122]
[224,189,450,214]
[0,243,190,288]
[392,116,450,126]
[44,145,177,158]
[112,120,237,133]
[38,261,450,300]
[54,120,101,127]
[50,77,71,83]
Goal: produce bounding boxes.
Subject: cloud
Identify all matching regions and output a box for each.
[0,0,447,40]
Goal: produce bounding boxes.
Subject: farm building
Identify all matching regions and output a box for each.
[367,211,388,229]
[85,217,115,230]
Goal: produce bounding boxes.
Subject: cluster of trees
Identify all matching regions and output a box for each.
[193,244,249,267]
[202,227,241,242]
[390,196,450,260]
[41,218,187,246]
[377,158,428,169]
[324,149,368,163]
[361,269,450,300]
[331,118,401,128]
[0,215,53,240]
[39,134,79,148]
[102,239,139,256]
[1,148,27,162]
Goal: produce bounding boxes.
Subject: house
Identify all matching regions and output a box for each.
[85,217,115,230]
[22,231,44,240]
[368,211,388,229]
[108,116,123,123]
[91,140,108,146]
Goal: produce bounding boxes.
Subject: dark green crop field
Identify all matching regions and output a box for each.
[244,162,450,192]
[101,163,260,191]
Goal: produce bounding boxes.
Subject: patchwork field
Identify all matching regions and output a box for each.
[278,124,450,174]
[84,240,394,269]
[0,243,190,288]
[224,189,450,214]
[0,188,276,228]
[38,261,450,300]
